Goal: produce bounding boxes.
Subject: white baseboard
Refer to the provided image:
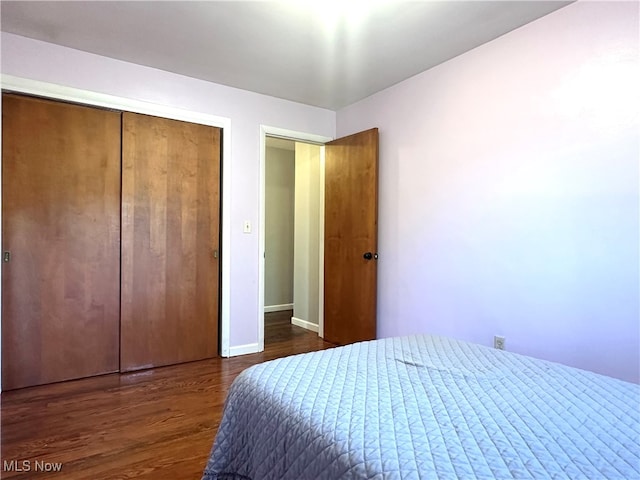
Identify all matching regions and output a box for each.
[228,342,261,357]
[291,316,319,333]
[264,303,294,313]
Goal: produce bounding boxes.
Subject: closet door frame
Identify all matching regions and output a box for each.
[0,75,233,387]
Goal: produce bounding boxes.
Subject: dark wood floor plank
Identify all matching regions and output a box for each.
[0,315,333,479]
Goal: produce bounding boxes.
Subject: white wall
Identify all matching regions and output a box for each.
[0,32,335,356]
[293,143,322,327]
[265,146,295,308]
[337,1,639,382]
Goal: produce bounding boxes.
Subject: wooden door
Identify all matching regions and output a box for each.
[1,93,121,390]
[121,112,220,371]
[324,128,379,345]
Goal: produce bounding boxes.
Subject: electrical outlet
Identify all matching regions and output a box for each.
[494,335,505,351]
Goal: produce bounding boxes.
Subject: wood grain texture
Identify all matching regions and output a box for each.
[121,112,221,371]
[1,93,121,390]
[324,128,379,346]
[0,317,333,479]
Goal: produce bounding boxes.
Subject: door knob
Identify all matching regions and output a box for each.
[363,252,378,260]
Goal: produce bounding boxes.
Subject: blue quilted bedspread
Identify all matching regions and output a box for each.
[202,335,640,479]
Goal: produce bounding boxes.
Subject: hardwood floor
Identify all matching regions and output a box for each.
[0,311,332,479]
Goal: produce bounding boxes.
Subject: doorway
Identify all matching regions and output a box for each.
[258,127,332,351]
[260,126,379,351]
[263,136,322,345]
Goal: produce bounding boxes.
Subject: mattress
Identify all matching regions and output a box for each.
[202,335,640,479]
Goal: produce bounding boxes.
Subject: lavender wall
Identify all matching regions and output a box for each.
[337,1,639,382]
[0,32,335,352]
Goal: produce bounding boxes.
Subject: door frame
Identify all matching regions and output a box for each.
[0,75,233,388]
[259,126,332,350]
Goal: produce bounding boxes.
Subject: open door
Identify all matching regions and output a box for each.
[323,128,378,345]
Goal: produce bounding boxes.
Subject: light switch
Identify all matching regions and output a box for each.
[243,220,252,234]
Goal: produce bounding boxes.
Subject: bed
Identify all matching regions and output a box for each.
[202,335,639,479]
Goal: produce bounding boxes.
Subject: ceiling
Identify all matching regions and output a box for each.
[0,1,571,110]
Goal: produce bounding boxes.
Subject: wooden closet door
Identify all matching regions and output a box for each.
[121,112,220,371]
[1,93,121,390]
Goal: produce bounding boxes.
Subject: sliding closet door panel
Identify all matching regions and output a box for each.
[121,112,220,371]
[1,93,121,390]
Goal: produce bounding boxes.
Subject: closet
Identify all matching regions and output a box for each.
[1,93,221,390]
